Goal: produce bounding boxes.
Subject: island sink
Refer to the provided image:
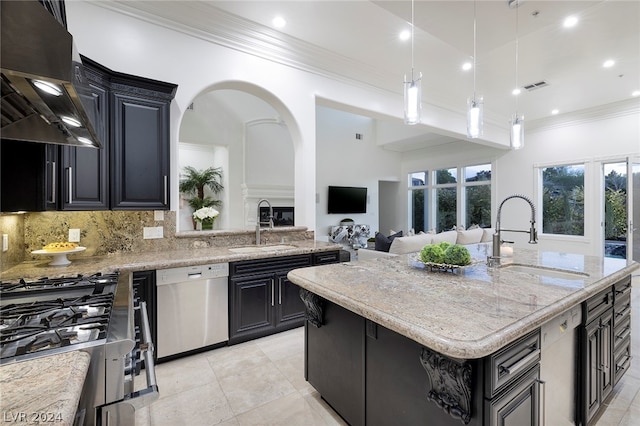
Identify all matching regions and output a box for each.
[499,263,589,279]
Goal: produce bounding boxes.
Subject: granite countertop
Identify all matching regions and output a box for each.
[287,243,638,359]
[0,351,91,426]
[1,240,341,280]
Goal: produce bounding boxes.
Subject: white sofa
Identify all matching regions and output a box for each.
[358,227,494,260]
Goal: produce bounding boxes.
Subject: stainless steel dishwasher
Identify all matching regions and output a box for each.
[156,263,229,359]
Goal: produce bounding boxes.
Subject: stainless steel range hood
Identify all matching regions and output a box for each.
[1,0,102,148]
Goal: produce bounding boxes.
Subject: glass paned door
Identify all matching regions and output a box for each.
[603,162,628,259]
[632,160,640,262]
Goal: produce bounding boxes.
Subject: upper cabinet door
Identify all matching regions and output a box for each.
[111,91,170,210]
[60,78,109,210]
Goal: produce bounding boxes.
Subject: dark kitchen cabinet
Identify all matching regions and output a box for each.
[110,86,172,210]
[0,140,52,212]
[306,301,366,426]
[228,251,339,345]
[1,57,176,213]
[60,66,109,210]
[578,275,632,426]
[304,295,544,426]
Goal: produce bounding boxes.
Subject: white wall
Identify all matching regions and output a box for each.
[66,1,417,236]
[315,106,401,240]
[401,106,640,256]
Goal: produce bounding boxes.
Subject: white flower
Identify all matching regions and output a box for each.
[193,207,220,222]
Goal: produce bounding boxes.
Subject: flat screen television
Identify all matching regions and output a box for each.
[328,186,367,214]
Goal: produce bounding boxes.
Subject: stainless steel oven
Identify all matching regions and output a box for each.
[0,271,158,426]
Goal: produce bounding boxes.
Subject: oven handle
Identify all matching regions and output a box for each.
[137,301,158,390]
[100,301,159,425]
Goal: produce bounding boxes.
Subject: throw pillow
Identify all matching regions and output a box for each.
[374,230,403,252]
[456,228,484,245]
[431,230,458,245]
[389,233,433,255]
[481,227,495,242]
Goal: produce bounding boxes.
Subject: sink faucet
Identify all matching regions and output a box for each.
[256,199,274,245]
[489,194,538,266]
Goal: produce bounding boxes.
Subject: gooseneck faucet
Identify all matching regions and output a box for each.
[489,194,538,266]
[256,199,274,245]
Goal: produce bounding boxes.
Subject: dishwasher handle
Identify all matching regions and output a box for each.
[188,272,203,279]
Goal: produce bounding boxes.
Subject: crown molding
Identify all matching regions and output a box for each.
[527,98,640,133]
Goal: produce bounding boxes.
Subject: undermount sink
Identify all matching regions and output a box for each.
[228,247,264,253]
[229,244,297,254]
[499,263,589,280]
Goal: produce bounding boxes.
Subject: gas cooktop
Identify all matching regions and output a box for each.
[0,273,119,363]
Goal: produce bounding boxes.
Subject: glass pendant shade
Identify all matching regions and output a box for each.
[466,96,483,138]
[510,114,524,150]
[404,73,422,125]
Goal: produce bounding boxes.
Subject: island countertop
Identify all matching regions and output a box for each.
[287,243,637,359]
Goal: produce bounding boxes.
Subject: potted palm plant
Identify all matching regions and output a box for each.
[179,166,224,229]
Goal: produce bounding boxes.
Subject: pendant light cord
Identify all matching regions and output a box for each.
[514,3,519,114]
[411,0,415,81]
[473,0,477,101]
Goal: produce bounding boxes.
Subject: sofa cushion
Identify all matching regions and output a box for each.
[389,233,433,255]
[481,227,495,242]
[456,228,484,245]
[430,230,458,245]
[374,230,403,252]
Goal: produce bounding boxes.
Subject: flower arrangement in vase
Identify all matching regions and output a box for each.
[193,207,219,230]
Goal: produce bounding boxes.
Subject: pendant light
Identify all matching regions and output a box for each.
[510,1,524,149]
[404,0,421,125]
[467,0,483,138]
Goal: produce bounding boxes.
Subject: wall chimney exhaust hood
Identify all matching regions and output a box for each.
[1,0,102,148]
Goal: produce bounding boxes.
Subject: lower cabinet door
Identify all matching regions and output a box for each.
[306,302,365,426]
[229,274,274,344]
[486,365,540,426]
[275,272,306,328]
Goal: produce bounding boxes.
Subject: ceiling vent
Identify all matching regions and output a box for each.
[523,81,549,91]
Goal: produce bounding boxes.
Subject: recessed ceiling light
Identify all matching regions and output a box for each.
[462,62,472,71]
[512,88,521,95]
[551,109,559,115]
[399,30,410,41]
[603,59,615,68]
[563,16,578,28]
[272,16,286,28]
[632,90,640,97]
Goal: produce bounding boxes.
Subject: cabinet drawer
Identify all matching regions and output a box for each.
[614,314,631,349]
[583,288,614,324]
[485,330,540,398]
[231,254,312,276]
[312,251,340,265]
[614,337,631,385]
[614,293,631,321]
[614,276,632,301]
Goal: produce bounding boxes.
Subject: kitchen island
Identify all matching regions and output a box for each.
[287,243,637,426]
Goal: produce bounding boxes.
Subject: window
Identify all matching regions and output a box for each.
[409,164,491,232]
[541,164,585,236]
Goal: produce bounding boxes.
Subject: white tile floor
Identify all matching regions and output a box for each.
[136,276,639,426]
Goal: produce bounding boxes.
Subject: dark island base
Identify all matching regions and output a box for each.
[303,299,546,426]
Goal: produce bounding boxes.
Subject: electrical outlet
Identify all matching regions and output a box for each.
[143,226,164,239]
[154,210,165,221]
[2,234,8,252]
[68,229,81,242]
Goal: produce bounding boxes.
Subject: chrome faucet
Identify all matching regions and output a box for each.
[256,199,274,245]
[488,194,538,266]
